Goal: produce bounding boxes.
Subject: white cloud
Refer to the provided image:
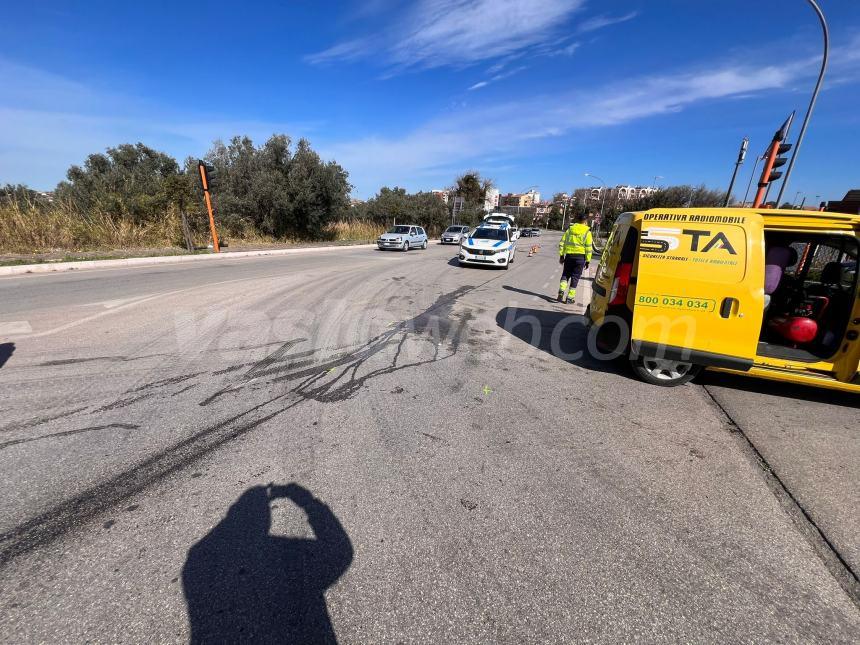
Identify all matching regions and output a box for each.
[306,0,586,72]
[467,64,529,91]
[576,11,639,34]
[320,58,814,195]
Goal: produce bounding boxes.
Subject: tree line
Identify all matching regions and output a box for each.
[2,133,741,247]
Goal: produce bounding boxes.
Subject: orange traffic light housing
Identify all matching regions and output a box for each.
[197,160,220,253]
[753,113,794,209]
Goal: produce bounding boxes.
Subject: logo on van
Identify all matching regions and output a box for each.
[641,228,737,256]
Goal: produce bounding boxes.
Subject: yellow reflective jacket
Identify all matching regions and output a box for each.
[559,223,593,261]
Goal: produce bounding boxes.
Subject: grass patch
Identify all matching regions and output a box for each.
[0,197,384,260]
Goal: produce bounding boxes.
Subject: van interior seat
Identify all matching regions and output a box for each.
[809,261,853,349]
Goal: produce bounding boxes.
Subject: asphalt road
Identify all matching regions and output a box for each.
[0,236,857,643]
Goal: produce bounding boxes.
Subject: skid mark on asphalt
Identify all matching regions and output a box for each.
[0,406,89,435]
[0,423,139,451]
[0,276,504,565]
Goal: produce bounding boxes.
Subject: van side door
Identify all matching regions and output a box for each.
[835,229,860,382]
[631,211,765,370]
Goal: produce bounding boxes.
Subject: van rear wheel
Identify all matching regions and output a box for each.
[631,356,701,387]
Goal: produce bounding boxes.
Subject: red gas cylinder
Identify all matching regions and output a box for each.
[768,316,819,344]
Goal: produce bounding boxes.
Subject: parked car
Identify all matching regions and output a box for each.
[441,225,471,244]
[377,225,428,251]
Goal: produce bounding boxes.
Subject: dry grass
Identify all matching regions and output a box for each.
[0,198,385,256]
[0,199,183,254]
[323,219,385,242]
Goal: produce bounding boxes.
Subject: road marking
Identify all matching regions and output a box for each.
[99,296,152,309]
[0,321,32,335]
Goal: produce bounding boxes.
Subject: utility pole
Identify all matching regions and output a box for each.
[775,0,829,204]
[584,172,607,229]
[724,137,749,206]
[742,153,764,206]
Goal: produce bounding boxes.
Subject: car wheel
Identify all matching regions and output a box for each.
[422,239,428,249]
[403,241,410,251]
[631,356,701,387]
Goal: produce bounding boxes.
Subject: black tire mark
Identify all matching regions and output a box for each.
[0,424,139,451]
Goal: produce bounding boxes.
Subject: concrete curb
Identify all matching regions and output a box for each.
[0,243,378,276]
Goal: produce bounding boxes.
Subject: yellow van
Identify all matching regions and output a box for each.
[588,208,860,391]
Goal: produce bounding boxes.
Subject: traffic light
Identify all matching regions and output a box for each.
[753,113,794,208]
[196,160,220,253]
[766,141,792,183]
[197,160,216,192]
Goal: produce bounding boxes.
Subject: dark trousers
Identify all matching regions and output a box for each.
[560,254,587,290]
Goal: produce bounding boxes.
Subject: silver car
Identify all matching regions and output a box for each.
[441,225,470,245]
[377,225,428,251]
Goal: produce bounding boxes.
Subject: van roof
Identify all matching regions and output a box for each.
[631,207,860,229]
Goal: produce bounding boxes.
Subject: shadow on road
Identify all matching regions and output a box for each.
[0,343,14,369]
[502,285,557,303]
[700,370,860,409]
[182,483,353,644]
[495,306,626,376]
[0,343,15,367]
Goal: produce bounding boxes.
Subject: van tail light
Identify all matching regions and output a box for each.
[609,263,633,306]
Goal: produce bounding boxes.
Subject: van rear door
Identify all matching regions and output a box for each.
[631,211,764,370]
[590,213,634,323]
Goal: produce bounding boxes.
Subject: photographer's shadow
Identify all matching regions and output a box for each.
[182,483,353,644]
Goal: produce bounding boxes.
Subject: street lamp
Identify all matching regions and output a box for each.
[775,0,829,205]
[652,175,664,188]
[584,172,607,230]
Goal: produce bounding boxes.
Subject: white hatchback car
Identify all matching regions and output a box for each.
[458,224,517,269]
[441,225,471,244]
[377,225,429,251]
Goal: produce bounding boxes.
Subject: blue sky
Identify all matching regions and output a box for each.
[1,0,858,202]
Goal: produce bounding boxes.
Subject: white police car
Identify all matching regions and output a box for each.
[458,222,517,269]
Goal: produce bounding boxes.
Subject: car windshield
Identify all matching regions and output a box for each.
[445,226,461,233]
[388,226,411,234]
[472,228,507,241]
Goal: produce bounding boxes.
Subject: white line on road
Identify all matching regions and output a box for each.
[0,321,32,335]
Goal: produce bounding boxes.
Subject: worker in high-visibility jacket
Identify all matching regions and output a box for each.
[557,213,593,303]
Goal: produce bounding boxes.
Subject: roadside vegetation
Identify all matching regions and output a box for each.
[1,134,729,257]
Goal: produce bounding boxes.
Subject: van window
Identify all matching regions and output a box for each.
[620,227,638,263]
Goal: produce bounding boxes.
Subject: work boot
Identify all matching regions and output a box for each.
[567,288,576,304]
[557,279,568,303]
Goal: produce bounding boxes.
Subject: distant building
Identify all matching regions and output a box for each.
[431,189,451,204]
[349,198,365,208]
[483,187,500,212]
[573,184,658,207]
[501,189,540,208]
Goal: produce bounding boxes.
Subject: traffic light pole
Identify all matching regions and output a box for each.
[197,161,220,253]
[775,0,829,205]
